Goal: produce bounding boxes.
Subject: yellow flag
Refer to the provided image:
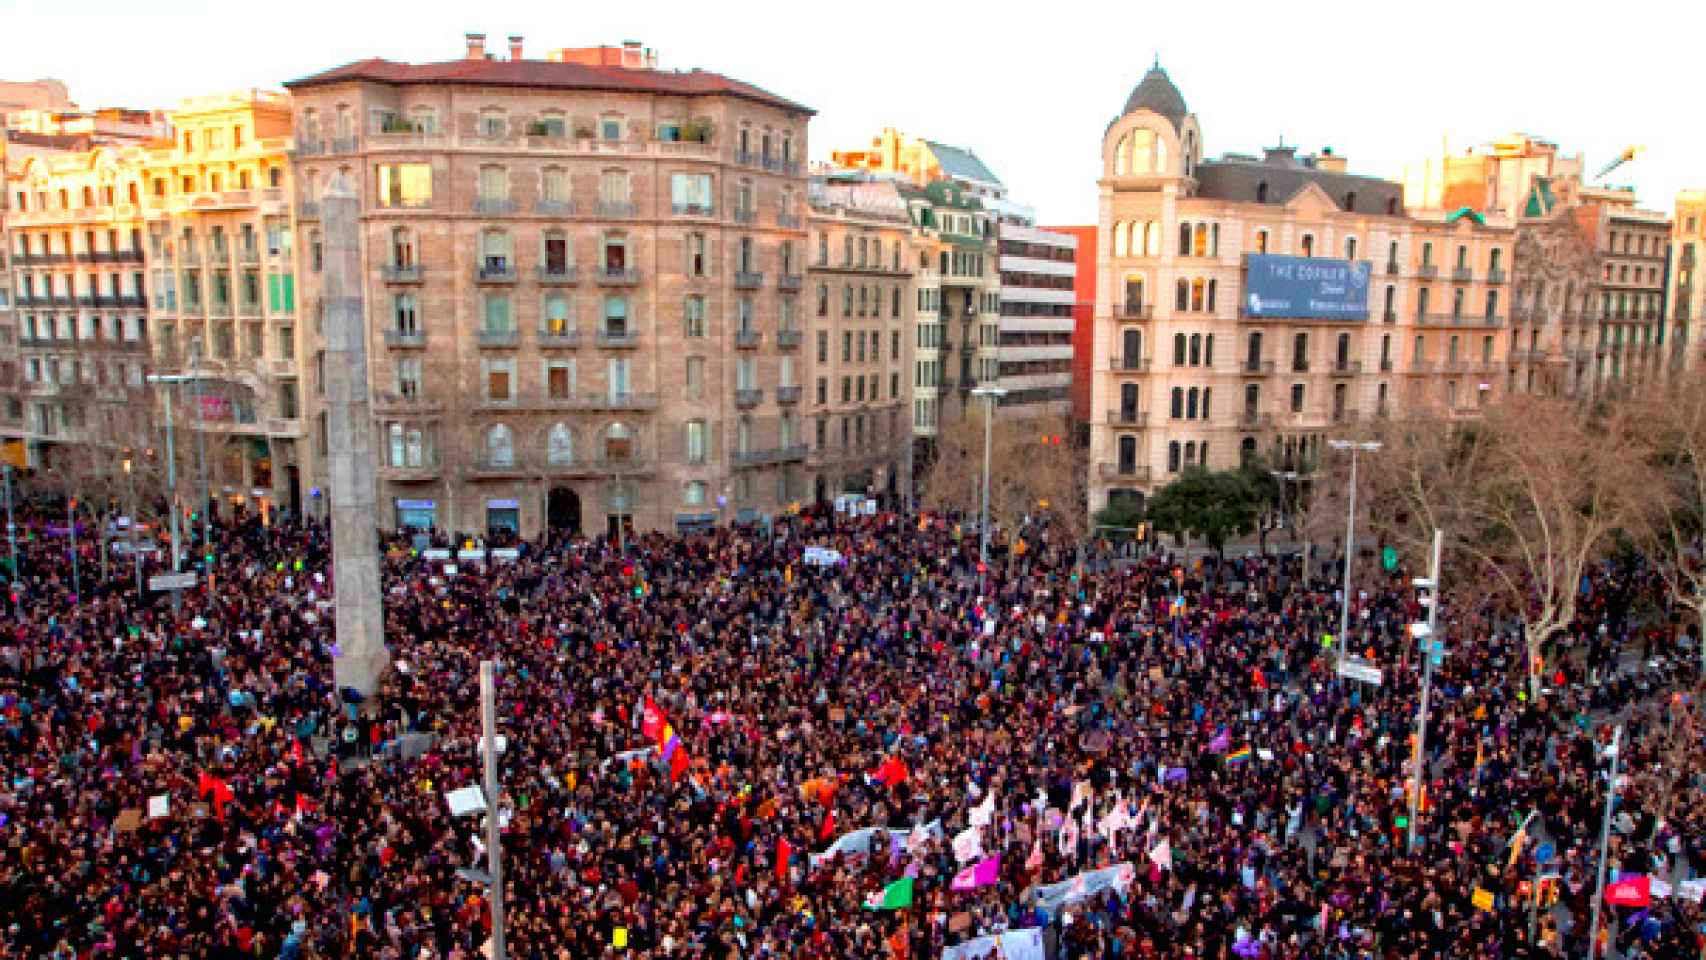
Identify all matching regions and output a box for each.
[613,927,628,949]
[1471,888,1495,912]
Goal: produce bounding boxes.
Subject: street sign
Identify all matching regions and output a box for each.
[148,571,197,591]
[1337,657,1384,686]
[1382,547,1398,571]
[1534,842,1555,865]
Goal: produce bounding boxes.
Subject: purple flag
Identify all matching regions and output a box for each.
[950,854,1001,891]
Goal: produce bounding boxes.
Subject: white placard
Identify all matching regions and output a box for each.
[445,785,487,817]
[148,794,170,819]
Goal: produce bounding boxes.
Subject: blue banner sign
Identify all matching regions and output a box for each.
[1243,254,1371,320]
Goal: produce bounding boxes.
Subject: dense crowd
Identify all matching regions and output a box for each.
[0,502,1701,959]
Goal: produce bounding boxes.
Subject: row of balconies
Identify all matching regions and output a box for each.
[13,294,148,309]
[1107,355,1497,378]
[18,334,149,352]
[356,131,805,176]
[372,260,804,292]
[382,326,804,352]
[10,250,146,267]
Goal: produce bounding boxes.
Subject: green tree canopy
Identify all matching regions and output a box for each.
[1145,466,1260,556]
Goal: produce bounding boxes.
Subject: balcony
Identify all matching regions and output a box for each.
[209,302,233,318]
[381,264,423,283]
[1106,410,1147,427]
[1240,411,1274,429]
[384,330,424,349]
[1331,408,1361,425]
[537,328,581,348]
[237,247,260,265]
[778,273,803,291]
[1114,303,1152,320]
[1452,267,1473,282]
[672,202,715,217]
[471,457,529,478]
[1241,360,1275,375]
[298,201,320,219]
[734,271,764,289]
[1489,267,1507,284]
[1291,361,1310,373]
[735,330,763,349]
[733,208,757,225]
[475,261,518,283]
[595,267,640,286]
[1109,356,1151,373]
[735,150,756,166]
[535,199,576,216]
[733,444,808,467]
[777,212,802,229]
[476,329,520,348]
[1683,248,1697,269]
[536,264,579,284]
[1386,262,1400,275]
[473,198,519,216]
[1383,310,1397,323]
[598,201,637,218]
[760,155,783,173]
[734,388,763,408]
[1405,360,1436,374]
[293,139,326,156]
[1417,264,1438,280]
[776,330,803,350]
[1097,463,1152,484]
[331,137,360,154]
[1379,358,1394,372]
[597,330,639,349]
[1330,360,1362,376]
[1510,348,1551,364]
[776,385,802,404]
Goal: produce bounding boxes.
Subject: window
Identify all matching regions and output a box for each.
[1485,290,1499,321]
[1292,332,1308,371]
[685,357,704,400]
[545,360,575,400]
[1255,229,1269,254]
[546,424,574,465]
[478,165,509,206]
[484,359,515,402]
[603,297,629,337]
[1344,237,1357,261]
[485,424,514,465]
[395,357,422,397]
[671,173,714,214]
[599,170,631,206]
[542,230,570,273]
[1300,235,1315,258]
[391,228,415,268]
[1170,387,1183,419]
[685,420,708,463]
[482,293,512,333]
[687,233,708,277]
[542,294,571,334]
[377,164,432,207]
[480,230,512,272]
[1168,441,1181,473]
[393,293,419,333]
[480,110,506,138]
[600,116,623,141]
[1290,383,1305,413]
[684,296,706,337]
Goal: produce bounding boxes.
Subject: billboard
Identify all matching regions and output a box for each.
[1243,254,1371,320]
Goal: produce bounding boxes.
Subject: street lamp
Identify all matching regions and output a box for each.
[969,385,1007,598]
[1268,469,1298,547]
[1406,528,1443,854]
[148,370,198,611]
[1326,439,1381,670]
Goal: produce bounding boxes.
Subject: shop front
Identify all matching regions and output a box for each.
[396,498,438,530]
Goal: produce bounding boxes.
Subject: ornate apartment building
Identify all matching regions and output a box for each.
[284,36,814,537]
[1672,191,1704,365]
[805,175,913,501]
[1089,66,1513,514]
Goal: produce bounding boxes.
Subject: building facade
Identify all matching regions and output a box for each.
[1672,191,1704,369]
[285,35,814,537]
[805,175,913,502]
[1089,65,1513,515]
[1040,224,1098,431]
[995,223,1075,418]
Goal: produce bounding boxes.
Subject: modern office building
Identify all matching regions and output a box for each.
[285,35,814,537]
[1089,64,1514,516]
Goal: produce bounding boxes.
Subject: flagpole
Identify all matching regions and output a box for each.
[1586,723,1621,960]
[480,660,508,960]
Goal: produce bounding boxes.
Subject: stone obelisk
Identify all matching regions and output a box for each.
[323,172,389,698]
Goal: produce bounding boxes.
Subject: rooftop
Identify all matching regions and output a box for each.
[286,56,813,116]
[1194,146,1404,215]
[923,140,1002,188]
[1120,64,1189,131]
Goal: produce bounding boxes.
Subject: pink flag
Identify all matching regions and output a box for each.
[950,854,1002,891]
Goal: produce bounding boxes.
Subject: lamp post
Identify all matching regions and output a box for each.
[480,660,508,960]
[1586,724,1623,960]
[1406,528,1443,854]
[3,463,17,618]
[188,337,211,556]
[121,453,141,595]
[1327,439,1381,670]
[148,372,190,613]
[1268,469,1298,549]
[969,385,1007,598]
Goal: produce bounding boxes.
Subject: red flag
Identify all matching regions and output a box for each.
[641,696,666,742]
[291,739,305,765]
[199,771,234,822]
[776,837,793,881]
[870,756,909,788]
[820,807,836,841]
[668,744,691,782]
[295,793,317,818]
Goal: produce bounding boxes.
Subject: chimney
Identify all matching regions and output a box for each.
[464,33,486,60]
[508,35,524,60]
[622,40,641,68]
[1314,147,1347,173]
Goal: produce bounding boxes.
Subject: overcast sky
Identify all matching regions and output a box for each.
[4,0,1698,225]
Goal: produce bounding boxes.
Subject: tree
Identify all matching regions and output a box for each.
[1636,371,1706,668]
[919,412,1082,544]
[1144,466,1259,558]
[1364,395,1659,696]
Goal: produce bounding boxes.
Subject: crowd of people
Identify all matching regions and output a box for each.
[0,500,1701,959]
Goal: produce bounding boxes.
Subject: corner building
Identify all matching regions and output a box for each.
[1090,66,1512,515]
[286,36,813,537]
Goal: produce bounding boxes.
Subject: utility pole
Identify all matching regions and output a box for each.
[148,374,187,614]
[66,492,80,601]
[1407,527,1442,854]
[970,385,1006,598]
[3,464,17,618]
[1587,724,1622,960]
[1327,440,1381,669]
[480,660,508,960]
[189,339,210,555]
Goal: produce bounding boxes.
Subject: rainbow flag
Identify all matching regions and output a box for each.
[1225,746,1252,765]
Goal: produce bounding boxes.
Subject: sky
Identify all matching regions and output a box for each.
[3,0,1699,224]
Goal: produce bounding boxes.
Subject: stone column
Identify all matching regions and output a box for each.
[323,172,389,697]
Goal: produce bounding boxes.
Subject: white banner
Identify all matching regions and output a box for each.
[942,928,1045,960]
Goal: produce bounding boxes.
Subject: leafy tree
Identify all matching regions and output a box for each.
[1144,466,1260,558]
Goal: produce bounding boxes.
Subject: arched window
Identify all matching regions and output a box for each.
[1168,441,1181,473]
[1201,388,1212,420]
[1179,222,1192,256]
[1175,280,1188,311]
[1113,221,1129,257]
[1114,135,1129,175]
[1170,387,1183,419]
[486,424,515,467]
[1144,222,1160,256]
[1184,441,1196,465]
[547,423,573,465]
[1256,182,1269,203]
[1123,275,1145,311]
[1121,328,1143,367]
[1173,333,1187,365]
[1189,333,1201,366]
[1131,129,1156,174]
[1187,387,1199,419]
[1301,235,1315,258]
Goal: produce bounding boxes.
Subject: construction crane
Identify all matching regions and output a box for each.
[1593,145,1644,183]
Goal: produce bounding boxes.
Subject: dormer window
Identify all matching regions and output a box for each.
[1256,181,1269,203]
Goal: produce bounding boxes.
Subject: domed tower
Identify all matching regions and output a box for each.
[1104,61,1201,182]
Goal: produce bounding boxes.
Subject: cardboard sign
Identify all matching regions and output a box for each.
[114,809,143,832]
